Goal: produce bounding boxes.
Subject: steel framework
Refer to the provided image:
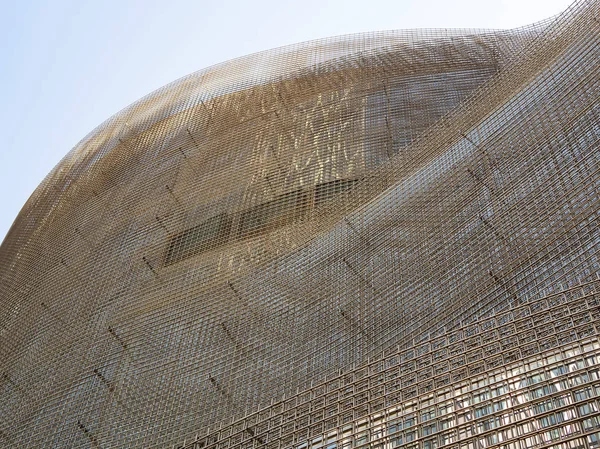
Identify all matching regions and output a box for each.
[1,1,600,448]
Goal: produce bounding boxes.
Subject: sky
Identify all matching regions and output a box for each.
[0,0,576,243]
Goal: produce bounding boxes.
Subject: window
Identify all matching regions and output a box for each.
[165,213,232,265]
[238,188,309,236]
[164,178,360,266]
[315,179,360,205]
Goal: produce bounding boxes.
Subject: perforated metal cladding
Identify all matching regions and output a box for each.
[1,1,600,448]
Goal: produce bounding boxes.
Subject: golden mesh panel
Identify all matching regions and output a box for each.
[1,1,600,448]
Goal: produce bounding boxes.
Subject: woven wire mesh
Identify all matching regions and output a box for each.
[1,1,600,448]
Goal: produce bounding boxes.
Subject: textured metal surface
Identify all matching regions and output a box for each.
[1,1,600,448]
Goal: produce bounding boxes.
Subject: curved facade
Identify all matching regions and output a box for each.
[1,1,600,448]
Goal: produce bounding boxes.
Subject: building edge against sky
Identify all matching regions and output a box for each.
[1,0,600,448]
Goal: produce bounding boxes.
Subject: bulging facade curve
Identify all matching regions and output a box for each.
[1,1,600,448]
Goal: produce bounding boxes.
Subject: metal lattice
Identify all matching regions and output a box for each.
[1,1,600,448]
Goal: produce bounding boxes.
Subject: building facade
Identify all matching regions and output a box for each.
[1,1,600,448]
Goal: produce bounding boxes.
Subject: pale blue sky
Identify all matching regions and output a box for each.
[0,0,574,242]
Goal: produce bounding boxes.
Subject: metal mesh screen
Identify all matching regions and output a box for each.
[1,1,600,448]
